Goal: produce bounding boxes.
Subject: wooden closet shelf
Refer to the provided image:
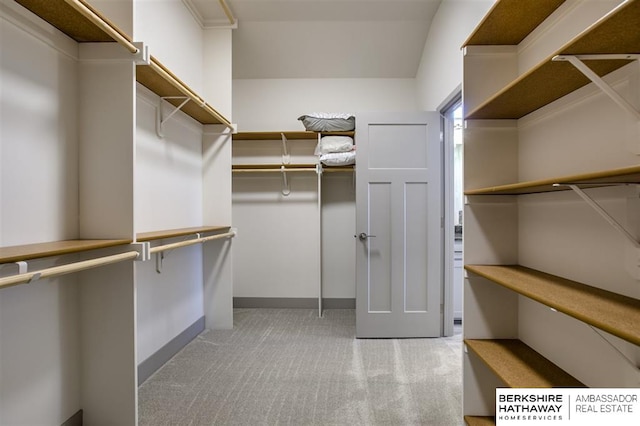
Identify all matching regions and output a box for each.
[322,166,355,173]
[232,131,355,141]
[465,339,585,388]
[464,416,496,426]
[463,0,566,46]
[465,264,640,345]
[232,163,317,170]
[466,0,640,120]
[136,57,231,126]
[233,131,317,140]
[136,226,231,242]
[0,239,133,264]
[15,0,130,44]
[320,131,355,137]
[465,164,640,195]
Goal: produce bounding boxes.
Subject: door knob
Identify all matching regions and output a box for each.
[356,233,377,241]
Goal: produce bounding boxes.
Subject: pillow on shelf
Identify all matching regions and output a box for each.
[298,113,355,132]
[320,151,356,166]
[316,135,354,155]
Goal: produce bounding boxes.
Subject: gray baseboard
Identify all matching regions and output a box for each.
[61,410,82,426]
[233,297,355,309]
[138,316,205,385]
[324,298,356,309]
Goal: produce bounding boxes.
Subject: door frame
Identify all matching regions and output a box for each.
[438,86,462,337]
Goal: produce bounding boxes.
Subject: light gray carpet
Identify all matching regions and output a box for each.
[138,309,463,425]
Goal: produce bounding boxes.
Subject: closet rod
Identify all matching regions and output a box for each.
[63,0,139,54]
[232,168,318,173]
[0,250,139,289]
[148,57,233,129]
[218,0,236,25]
[149,231,236,254]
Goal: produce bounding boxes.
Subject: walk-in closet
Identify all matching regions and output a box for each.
[2,1,638,425]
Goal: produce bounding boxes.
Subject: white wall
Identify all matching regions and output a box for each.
[230,1,497,302]
[133,0,235,360]
[91,0,134,35]
[416,0,494,111]
[134,0,203,93]
[232,78,417,301]
[233,78,419,131]
[0,1,81,423]
[135,85,207,362]
[204,28,233,120]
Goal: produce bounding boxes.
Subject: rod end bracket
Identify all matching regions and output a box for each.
[130,242,151,262]
[133,42,150,65]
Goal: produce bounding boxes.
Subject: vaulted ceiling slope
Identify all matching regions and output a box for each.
[189,0,443,79]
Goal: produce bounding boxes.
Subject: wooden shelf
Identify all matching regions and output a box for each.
[320,131,355,137]
[463,0,566,46]
[232,164,354,173]
[232,131,355,141]
[465,164,640,195]
[136,226,231,242]
[465,264,640,345]
[232,163,317,170]
[464,415,495,426]
[465,339,585,388]
[0,239,132,264]
[14,0,131,44]
[233,131,317,141]
[322,165,355,173]
[466,0,640,120]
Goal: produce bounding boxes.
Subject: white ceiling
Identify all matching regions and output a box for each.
[188,0,443,79]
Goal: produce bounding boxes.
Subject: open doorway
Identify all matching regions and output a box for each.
[440,91,463,336]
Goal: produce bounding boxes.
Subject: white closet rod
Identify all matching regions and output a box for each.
[63,0,139,54]
[149,231,236,254]
[232,168,318,173]
[0,250,140,289]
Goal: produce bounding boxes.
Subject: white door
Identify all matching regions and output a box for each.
[355,112,442,338]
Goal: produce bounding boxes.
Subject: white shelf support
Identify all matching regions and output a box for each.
[155,251,164,274]
[0,261,28,275]
[588,325,640,373]
[281,133,291,164]
[552,54,640,122]
[156,96,191,138]
[281,166,291,196]
[558,184,640,249]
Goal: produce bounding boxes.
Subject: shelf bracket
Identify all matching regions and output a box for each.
[588,325,640,373]
[281,166,291,196]
[0,261,28,275]
[281,133,291,164]
[557,184,640,249]
[156,96,191,138]
[156,251,164,274]
[552,54,640,122]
